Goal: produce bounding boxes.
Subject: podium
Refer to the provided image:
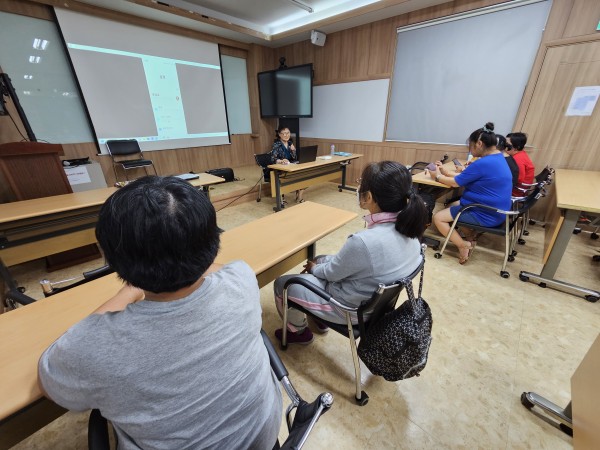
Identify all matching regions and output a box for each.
[0,141,100,272]
[0,142,72,201]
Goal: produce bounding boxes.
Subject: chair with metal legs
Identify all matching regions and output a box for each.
[281,253,425,405]
[434,186,545,278]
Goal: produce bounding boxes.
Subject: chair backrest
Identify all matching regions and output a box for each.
[409,161,429,174]
[517,185,545,214]
[357,256,425,335]
[254,153,272,179]
[535,165,554,184]
[106,139,142,157]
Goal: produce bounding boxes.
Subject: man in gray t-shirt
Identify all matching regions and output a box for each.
[38,177,282,449]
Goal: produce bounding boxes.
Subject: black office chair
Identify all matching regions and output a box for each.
[88,330,333,450]
[254,152,273,202]
[434,185,545,278]
[515,165,554,240]
[106,139,157,182]
[281,248,426,405]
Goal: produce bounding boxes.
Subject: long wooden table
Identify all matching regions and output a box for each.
[519,169,600,301]
[268,154,362,211]
[0,201,356,446]
[0,174,225,307]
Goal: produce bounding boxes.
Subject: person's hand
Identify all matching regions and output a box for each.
[301,260,316,274]
[276,159,290,165]
[455,165,465,173]
[289,143,296,152]
[428,166,439,180]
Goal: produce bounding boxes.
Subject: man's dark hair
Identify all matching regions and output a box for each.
[506,132,528,151]
[96,176,221,293]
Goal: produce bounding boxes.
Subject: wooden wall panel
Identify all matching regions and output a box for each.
[562,0,600,38]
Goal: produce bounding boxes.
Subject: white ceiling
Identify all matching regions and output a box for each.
[77,0,450,47]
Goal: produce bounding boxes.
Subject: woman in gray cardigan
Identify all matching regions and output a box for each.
[273,161,428,345]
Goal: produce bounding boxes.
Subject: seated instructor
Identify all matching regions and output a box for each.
[38,176,282,449]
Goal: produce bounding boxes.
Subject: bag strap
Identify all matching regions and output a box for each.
[404,244,426,308]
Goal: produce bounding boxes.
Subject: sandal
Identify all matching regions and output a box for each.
[458,241,475,265]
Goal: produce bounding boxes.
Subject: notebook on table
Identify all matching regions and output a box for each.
[297,145,318,164]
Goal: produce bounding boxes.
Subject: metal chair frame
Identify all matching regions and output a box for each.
[106,139,157,182]
[281,251,425,405]
[434,186,545,278]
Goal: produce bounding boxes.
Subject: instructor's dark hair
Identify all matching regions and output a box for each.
[468,122,496,148]
[96,176,221,293]
[358,161,427,239]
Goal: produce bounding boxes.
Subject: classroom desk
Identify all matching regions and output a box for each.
[268,154,362,211]
[0,201,356,446]
[519,169,600,302]
[0,174,225,306]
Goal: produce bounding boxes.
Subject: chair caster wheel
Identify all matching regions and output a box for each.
[592,233,599,240]
[355,391,369,406]
[434,253,442,259]
[519,273,529,282]
[523,230,530,236]
[511,250,518,257]
[508,255,515,262]
[520,392,534,409]
[528,219,536,225]
[585,295,599,303]
[500,271,510,279]
[256,198,261,202]
[432,245,439,251]
[18,286,26,293]
[593,255,600,262]
[518,239,526,245]
[573,228,581,234]
[280,344,288,351]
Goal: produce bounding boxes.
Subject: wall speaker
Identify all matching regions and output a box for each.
[310,30,326,47]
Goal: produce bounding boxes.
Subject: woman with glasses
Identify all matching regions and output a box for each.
[272,161,427,345]
[270,126,305,203]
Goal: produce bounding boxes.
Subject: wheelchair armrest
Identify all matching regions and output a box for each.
[261,329,288,381]
[282,277,356,312]
[280,393,333,450]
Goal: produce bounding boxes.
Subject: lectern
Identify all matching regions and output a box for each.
[0,141,100,272]
[0,141,72,200]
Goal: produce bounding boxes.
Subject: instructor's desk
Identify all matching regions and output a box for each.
[520,169,600,302]
[0,201,356,445]
[0,174,225,300]
[268,154,362,211]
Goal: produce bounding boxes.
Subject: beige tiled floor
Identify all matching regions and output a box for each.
[8,172,600,449]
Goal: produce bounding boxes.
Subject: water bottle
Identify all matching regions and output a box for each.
[330,144,335,156]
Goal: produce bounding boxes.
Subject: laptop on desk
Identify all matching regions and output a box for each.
[297,145,318,164]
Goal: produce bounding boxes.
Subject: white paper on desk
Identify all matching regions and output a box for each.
[565,86,600,116]
[64,166,91,185]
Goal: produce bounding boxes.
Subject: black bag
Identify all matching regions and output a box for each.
[357,262,432,381]
[206,167,235,182]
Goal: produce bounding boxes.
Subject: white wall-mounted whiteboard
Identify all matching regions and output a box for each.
[300,79,389,142]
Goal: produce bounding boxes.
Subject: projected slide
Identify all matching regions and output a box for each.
[55,8,230,153]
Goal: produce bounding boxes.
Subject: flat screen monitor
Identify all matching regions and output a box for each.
[258,64,313,118]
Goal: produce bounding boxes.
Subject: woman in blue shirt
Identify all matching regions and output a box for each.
[428,122,512,264]
[270,126,305,202]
